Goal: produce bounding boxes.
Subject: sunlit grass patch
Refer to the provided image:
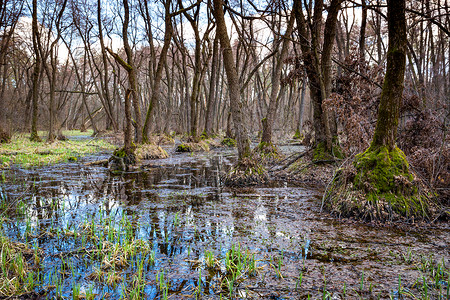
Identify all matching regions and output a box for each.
[0,135,115,168]
[61,129,94,137]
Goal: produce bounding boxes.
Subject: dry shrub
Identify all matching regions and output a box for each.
[136,144,169,160]
[398,98,449,205]
[323,52,383,154]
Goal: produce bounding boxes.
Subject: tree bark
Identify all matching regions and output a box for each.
[261,12,295,146]
[205,35,219,136]
[212,0,251,161]
[97,0,118,132]
[142,0,173,143]
[293,0,342,151]
[123,0,143,144]
[371,0,406,150]
[30,0,41,142]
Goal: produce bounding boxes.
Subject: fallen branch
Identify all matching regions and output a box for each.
[272,148,312,171]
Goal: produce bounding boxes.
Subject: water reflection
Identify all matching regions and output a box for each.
[1,148,445,298]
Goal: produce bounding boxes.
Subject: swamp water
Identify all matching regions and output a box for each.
[0,147,448,299]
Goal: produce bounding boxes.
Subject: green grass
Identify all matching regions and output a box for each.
[61,129,94,137]
[0,134,114,168]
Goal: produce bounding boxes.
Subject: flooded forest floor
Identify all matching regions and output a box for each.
[0,138,448,299]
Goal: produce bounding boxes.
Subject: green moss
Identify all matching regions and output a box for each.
[176,144,191,152]
[221,137,236,147]
[200,131,208,140]
[352,145,431,217]
[176,141,210,152]
[68,156,78,162]
[113,148,127,158]
[293,129,303,140]
[323,144,436,221]
[313,142,328,161]
[353,146,413,194]
[313,140,344,161]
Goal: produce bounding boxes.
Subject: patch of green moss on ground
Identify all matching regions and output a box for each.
[0,135,115,168]
[176,144,191,152]
[176,141,210,153]
[200,131,209,140]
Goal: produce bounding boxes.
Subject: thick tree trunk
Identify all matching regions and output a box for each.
[371,0,406,151]
[293,0,342,152]
[212,0,251,161]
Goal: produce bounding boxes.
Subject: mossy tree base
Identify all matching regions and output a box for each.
[324,146,435,222]
[254,141,283,164]
[221,137,236,147]
[313,141,344,161]
[29,132,41,143]
[293,129,303,140]
[176,141,210,153]
[223,156,269,187]
[108,147,136,173]
[0,129,10,144]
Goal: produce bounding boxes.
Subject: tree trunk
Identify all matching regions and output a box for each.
[123,0,143,144]
[293,0,342,152]
[371,0,406,151]
[142,0,173,143]
[212,0,251,161]
[359,0,367,60]
[261,12,295,146]
[97,0,118,132]
[204,35,219,137]
[30,0,41,142]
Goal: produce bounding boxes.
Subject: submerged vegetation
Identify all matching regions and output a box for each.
[0,169,448,299]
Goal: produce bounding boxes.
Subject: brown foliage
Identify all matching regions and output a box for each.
[324,51,449,204]
[323,52,383,153]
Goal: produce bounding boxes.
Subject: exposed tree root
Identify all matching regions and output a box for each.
[108,147,136,173]
[254,142,284,165]
[323,146,437,222]
[0,128,10,144]
[223,156,269,187]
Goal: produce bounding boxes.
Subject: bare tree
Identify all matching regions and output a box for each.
[293,0,343,153]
